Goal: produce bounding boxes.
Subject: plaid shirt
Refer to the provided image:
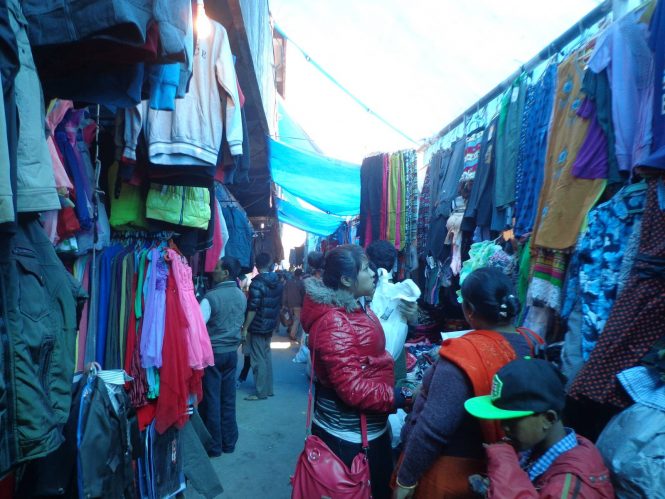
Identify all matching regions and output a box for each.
[520,428,578,481]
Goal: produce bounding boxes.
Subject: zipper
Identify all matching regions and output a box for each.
[179,187,185,225]
[39,339,54,395]
[362,306,378,325]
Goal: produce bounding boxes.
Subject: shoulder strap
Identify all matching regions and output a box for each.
[516,327,546,359]
[305,343,316,436]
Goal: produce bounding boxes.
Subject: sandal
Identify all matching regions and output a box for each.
[244,395,267,401]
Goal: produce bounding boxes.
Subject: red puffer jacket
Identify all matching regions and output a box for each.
[301,278,395,413]
[486,437,615,498]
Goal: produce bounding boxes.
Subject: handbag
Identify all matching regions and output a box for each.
[290,340,372,499]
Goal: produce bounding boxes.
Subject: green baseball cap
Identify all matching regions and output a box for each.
[464,358,566,420]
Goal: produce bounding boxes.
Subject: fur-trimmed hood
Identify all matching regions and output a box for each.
[301,278,360,331]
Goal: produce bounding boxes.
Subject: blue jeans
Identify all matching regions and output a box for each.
[200,352,238,454]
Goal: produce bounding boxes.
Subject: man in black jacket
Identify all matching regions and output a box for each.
[242,253,282,400]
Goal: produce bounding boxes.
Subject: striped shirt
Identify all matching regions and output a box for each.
[312,388,389,444]
[520,428,578,481]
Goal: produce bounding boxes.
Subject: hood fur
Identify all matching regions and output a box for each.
[303,277,359,313]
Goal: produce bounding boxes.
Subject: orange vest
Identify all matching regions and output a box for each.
[439,329,543,443]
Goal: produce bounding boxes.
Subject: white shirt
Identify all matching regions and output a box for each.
[200,298,212,323]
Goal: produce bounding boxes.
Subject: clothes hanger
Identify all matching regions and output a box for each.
[467,103,486,133]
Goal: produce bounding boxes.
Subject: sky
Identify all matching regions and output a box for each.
[269,0,607,163]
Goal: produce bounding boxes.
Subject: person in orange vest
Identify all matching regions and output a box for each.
[392,267,544,499]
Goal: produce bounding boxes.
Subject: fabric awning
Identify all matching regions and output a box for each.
[269,138,360,216]
[276,187,345,236]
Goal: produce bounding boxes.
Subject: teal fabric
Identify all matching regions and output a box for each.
[269,138,360,216]
[276,187,345,236]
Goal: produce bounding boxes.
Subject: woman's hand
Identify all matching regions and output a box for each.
[397,299,418,324]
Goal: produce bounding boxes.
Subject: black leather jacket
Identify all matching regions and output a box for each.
[247,272,283,334]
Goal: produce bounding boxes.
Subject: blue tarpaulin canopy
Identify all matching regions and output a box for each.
[276,187,346,236]
[269,138,360,217]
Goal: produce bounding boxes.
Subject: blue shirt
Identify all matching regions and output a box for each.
[520,428,578,481]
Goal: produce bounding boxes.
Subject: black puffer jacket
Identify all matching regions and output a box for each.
[247,272,283,334]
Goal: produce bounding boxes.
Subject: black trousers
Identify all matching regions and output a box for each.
[312,423,393,499]
[359,155,384,247]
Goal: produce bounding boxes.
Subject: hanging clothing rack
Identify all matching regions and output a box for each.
[111,230,177,240]
[423,0,613,148]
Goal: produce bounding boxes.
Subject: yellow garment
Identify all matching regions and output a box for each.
[533,51,606,250]
[108,162,149,229]
[387,154,400,246]
[146,183,211,229]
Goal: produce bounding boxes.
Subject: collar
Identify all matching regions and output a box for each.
[211,280,238,289]
[519,428,578,481]
[304,277,360,312]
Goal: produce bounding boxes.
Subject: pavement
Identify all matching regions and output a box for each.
[185,333,309,499]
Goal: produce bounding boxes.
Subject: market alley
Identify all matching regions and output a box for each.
[185,338,308,499]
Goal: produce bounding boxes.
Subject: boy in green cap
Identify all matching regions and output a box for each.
[464,358,614,498]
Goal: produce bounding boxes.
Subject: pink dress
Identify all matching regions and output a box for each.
[46,99,74,192]
[166,249,214,369]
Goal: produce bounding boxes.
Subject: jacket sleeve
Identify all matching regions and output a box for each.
[215,25,243,156]
[316,312,394,413]
[247,281,262,312]
[487,443,539,498]
[119,102,146,162]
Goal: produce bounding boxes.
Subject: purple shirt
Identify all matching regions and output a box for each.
[140,249,168,368]
[572,97,609,179]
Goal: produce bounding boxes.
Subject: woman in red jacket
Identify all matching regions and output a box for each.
[465,358,615,498]
[301,244,407,499]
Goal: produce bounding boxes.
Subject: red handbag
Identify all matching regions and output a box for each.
[290,342,372,499]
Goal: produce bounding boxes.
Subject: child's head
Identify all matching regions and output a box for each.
[465,358,567,451]
[461,267,520,328]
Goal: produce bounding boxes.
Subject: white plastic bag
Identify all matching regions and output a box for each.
[389,409,408,449]
[293,343,310,364]
[371,272,421,359]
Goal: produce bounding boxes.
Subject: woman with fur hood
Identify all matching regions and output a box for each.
[301,245,409,499]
